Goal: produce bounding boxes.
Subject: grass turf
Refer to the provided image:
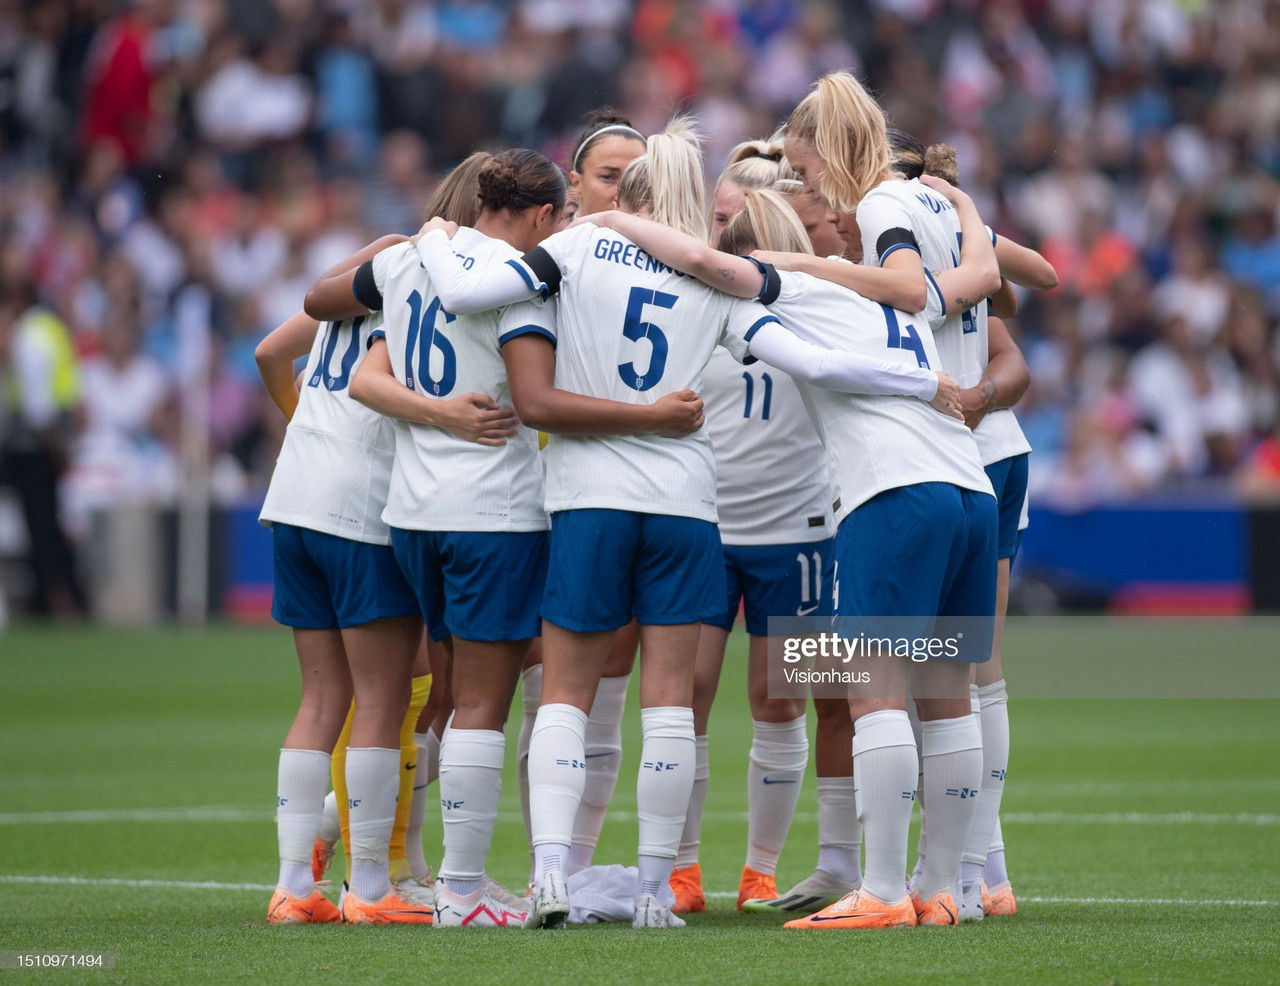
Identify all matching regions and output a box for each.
[1,622,1277,985]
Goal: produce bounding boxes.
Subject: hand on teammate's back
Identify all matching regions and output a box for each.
[930,371,965,420]
[650,390,705,437]
[410,217,459,244]
[436,392,520,445]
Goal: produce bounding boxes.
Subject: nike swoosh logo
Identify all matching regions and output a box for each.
[299,908,313,917]
[405,763,417,771]
[762,776,798,785]
[796,605,819,616]
[412,784,430,792]
[584,752,616,759]
[806,911,895,923]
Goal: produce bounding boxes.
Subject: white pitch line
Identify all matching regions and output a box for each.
[1,807,1277,826]
[1,876,1273,908]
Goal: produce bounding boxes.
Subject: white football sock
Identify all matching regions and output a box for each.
[438,726,505,895]
[917,714,983,900]
[528,702,589,878]
[406,732,432,882]
[516,663,543,869]
[569,673,629,873]
[967,679,1011,888]
[852,710,917,903]
[422,725,441,788]
[637,706,695,863]
[318,789,340,846]
[745,717,808,875]
[276,748,331,897]
[907,700,926,884]
[345,746,401,901]
[985,816,1008,886]
[674,734,710,868]
[815,775,860,885]
[638,853,672,898]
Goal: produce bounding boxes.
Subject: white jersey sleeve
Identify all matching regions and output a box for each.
[857,184,922,267]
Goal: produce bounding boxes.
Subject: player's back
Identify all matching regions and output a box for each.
[767,270,992,523]
[372,232,547,532]
[859,178,988,390]
[536,223,764,522]
[259,312,396,543]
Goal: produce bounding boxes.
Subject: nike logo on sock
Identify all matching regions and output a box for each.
[405,762,417,771]
[584,752,616,759]
[762,776,798,785]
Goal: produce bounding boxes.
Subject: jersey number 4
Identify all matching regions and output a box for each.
[619,286,676,392]
[308,316,365,392]
[405,291,457,397]
[880,304,930,368]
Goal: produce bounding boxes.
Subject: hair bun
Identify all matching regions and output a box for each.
[924,143,960,186]
[478,159,519,204]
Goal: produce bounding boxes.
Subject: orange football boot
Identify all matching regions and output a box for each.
[311,837,335,884]
[340,888,434,925]
[983,881,1018,917]
[911,889,959,926]
[783,887,917,930]
[737,865,777,911]
[669,863,706,914]
[267,888,341,925]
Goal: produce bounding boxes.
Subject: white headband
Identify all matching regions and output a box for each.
[572,124,646,172]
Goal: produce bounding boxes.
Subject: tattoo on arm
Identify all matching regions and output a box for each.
[979,378,998,408]
[715,267,736,281]
[954,296,978,311]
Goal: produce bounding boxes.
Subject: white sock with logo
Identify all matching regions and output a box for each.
[569,673,629,874]
[276,748,331,897]
[516,663,543,871]
[962,679,1010,890]
[745,717,808,875]
[674,734,710,868]
[406,732,433,882]
[529,703,588,881]
[636,706,695,895]
[917,714,983,900]
[345,746,401,901]
[852,710,917,903]
[815,775,861,885]
[438,726,505,896]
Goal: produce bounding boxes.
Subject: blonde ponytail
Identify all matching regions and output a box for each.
[785,71,892,213]
[616,116,707,240]
[718,189,814,258]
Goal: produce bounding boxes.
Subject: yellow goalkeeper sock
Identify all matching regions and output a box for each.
[389,673,432,883]
[332,702,355,884]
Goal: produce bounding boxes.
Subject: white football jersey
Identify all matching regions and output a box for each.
[514,223,773,522]
[859,178,1032,467]
[701,346,834,545]
[765,270,993,522]
[369,231,550,532]
[259,313,397,544]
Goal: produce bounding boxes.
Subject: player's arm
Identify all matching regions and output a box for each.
[990,278,1018,319]
[957,315,1030,431]
[917,175,1002,316]
[255,311,319,421]
[302,234,409,321]
[349,337,520,446]
[994,234,1058,291]
[412,226,544,315]
[743,318,963,419]
[749,251,928,313]
[579,211,766,299]
[503,335,704,438]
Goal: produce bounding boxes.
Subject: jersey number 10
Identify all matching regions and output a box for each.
[308,316,366,392]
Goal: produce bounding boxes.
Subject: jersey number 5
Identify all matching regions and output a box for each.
[619,286,676,392]
[405,291,457,397]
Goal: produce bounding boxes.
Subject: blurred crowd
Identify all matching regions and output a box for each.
[2,0,1280,613]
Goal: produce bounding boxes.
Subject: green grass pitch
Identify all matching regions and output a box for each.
[1,622,1277,984]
